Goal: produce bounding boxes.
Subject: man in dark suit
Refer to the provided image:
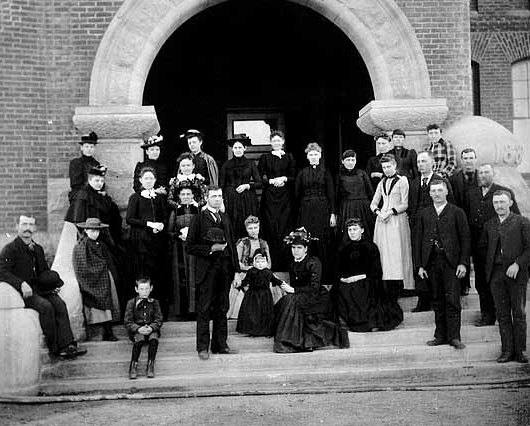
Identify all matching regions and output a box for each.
[187,186,239,360]
[450,148,478,296]
[415,179,470,349]
[408,151,454,311]
[391,129,418,181]
[467,163,520,327]
[0,215,86,358]
[480,190,529,363]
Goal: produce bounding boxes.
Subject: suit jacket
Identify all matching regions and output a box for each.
[467,183,520,233]
[0,237,49,293]
[449,170,478,215]
[407,173,454,221]
[480,213,530,284]
[414,202,470,270]
[186,209,239,283]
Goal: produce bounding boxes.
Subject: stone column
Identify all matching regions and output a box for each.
[357,99,449,151]
[0,283,42,396]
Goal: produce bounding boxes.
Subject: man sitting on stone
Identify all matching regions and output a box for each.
[0,215,87,359]
[426,124,456,178]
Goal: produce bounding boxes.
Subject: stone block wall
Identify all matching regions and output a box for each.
[0,1,122,232]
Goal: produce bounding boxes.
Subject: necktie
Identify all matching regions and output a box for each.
[422,177,428,187]
[214,211,221,223]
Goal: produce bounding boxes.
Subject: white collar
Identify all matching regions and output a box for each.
[434,202,447,215]
[140,189,157,199]
[271,150,285,158]
[421,172,434,181]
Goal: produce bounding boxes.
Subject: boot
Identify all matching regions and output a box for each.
[102,322,118,342]
[129,361,138,379]
[147,339,158,378]
[129,341,143,379]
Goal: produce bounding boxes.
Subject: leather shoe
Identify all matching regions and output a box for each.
[475,316,495,327]
[514,353,528,364]
[426,338,447,346]
[103,331,118,342]
[212,347,239,355]
[198,350,210,360]
[449,339,466,350]
[496,352,513,363]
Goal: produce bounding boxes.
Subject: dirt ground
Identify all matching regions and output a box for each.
[2,387,529,426]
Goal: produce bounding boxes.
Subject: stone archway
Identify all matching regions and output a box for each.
[73,0,448,206]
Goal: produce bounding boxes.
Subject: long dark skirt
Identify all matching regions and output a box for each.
[171,240,197,315]
[298,196,333,280]
[273,290,349,353]
[236,288,274,336]
[261,186,293,270]
[224,187,259,239]
[333,279,403,332]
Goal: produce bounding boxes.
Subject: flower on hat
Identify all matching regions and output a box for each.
[283,227,317,245]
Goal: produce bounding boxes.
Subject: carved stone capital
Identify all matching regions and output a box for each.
[72,105,160,139]
[357,99,449,135]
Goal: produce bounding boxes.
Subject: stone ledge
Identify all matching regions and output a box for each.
[73,105,160,139]
[357,99,449,135]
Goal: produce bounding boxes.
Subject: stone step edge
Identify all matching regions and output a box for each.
[38,361,530,397]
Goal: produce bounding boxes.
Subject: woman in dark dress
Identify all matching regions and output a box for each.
[167,182,199,316]
[258,130,296,270]
[273,228,349,353]
[336,149,375,240]
[65,165,123,249]
[220,134,262,238]
[295,142,336,282]
[68,131,100,203]
[132,135,169,195]
[333,218,403,332]
[126,166,169,317]
[236,250,284,337]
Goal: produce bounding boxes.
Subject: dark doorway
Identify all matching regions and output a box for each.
[143,0,374,175]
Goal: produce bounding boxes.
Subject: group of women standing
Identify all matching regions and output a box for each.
[67,129,412,347]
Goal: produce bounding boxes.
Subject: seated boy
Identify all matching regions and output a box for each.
[124,276,163,379]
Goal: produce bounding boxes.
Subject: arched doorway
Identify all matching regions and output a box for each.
[73,0,448,207]
[143,0,374,172]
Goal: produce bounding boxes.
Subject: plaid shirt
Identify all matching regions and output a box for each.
[429,138,456,177]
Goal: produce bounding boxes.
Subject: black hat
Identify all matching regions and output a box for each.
[37,270,64,294]
[179,129,203,140]
[226,133,251,147]
[88,165,107,177]
[204,227,226,243]
[141,135,163,150]
[77,217,109,229]
[79,131,98,145]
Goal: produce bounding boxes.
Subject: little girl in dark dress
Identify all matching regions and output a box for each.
[236,250,285,337]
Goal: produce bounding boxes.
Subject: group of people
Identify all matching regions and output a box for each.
[0,123,528,382]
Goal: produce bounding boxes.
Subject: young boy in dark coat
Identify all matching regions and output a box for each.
[124,277,163,379]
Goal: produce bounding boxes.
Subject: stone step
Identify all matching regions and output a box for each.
[41,334,517,381]
[87,309,483,340]
[39,345,529,396]
[39,361,528,397]
[53,325,504,360]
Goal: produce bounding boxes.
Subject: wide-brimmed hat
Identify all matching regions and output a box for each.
[141,135,164,150]
[37,270,64,294]
[87,165,107,177]
[204,227,226,243]
[79,131,98,145]
[284,227,317,246]
[77,217,109,229]
[179,129,203,141]
[226,133,251,147]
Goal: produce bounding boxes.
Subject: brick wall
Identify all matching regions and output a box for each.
[396,0,474,125]
[471,0,530,130]
[0,1,122,231]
